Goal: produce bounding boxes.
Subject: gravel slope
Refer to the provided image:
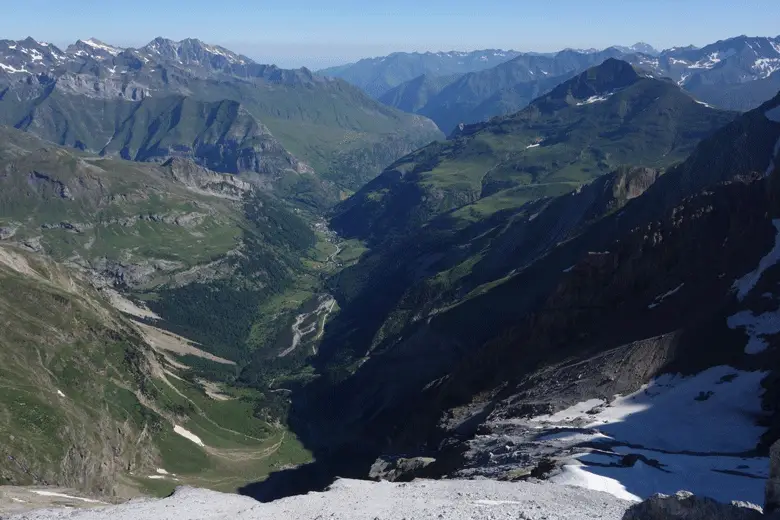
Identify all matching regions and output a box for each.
[7,478,631,520]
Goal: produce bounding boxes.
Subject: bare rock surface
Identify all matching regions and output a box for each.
[767,441,780,514]
[622,491,763,520]
[6,478,631,520]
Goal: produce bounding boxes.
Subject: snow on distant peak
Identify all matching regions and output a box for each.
[0,63,30,74]
[83,38,122,56]
[688,49,736,69]
[201,42,247,64]
[753,58,780,78]
[668,57,689,66]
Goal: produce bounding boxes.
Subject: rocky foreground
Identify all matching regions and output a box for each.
[5,479,630,520]
[4,466,780,520]
[3,440,778,520]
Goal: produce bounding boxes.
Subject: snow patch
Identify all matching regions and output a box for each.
[173,425,205,447]
[767,106,780,123]
[694,99,714,108]
[753,58,780,78]
[733,220,780,300]
[689,50,735,69]
[534,366,769,503]
[576,94,612,106]
[526,143,540,149]
[0,63,30,74]
[562,265,575,273]
[648,283,684,309]
[83,38,121,56]
[31,491,105,504]
[728,309,780,354]
[550,461,640,502]
[56,390,65,398]
[21,47,43,61]
[156,468,169,475]
[564,447,769,504]
[532,366,768,452]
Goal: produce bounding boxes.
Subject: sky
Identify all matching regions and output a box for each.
[2,0,780,69]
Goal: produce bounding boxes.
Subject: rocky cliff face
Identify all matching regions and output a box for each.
[768,441,780,514]
[286,92,780,504]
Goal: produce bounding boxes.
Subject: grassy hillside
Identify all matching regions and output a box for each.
[332,60,736,242]
[0,243,311,498]
[378,73,462,114]
[0,59,443,206]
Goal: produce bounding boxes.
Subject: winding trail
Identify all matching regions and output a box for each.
[278,295,336,357]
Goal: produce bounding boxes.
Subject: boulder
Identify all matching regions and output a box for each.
[368,456,436,482]
[622,491,762,520]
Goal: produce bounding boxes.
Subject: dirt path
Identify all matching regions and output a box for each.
[278,295,336,357]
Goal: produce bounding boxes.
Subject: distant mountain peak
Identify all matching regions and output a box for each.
[630,42,659,55]
[141,37,252,66]
[559,47,601,56]
[536,58,641,109]
[74,38,123,57]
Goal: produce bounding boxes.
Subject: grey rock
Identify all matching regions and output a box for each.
[622,491,763,520]
[767,440,780,514]
[369,456,437,482]
[0,223,20,240]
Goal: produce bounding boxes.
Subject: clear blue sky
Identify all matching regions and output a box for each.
[2,0,779,68]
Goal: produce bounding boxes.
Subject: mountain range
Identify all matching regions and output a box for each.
[317,49,524,98]
[2,30,780,515]
[0,125,319,496]
[0,37,443,205]
[324,35,780,133]
[291,81,780,506]
[333,59,736,241]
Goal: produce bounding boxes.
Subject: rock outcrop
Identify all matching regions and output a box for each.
[767,441,780,515]
[368,456,437,482]
[622,491,763,520]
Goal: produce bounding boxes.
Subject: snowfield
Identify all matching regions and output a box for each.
[732,220,780,299]
[174,425,205,447]
[8,479,631,520]
[530,366,770,504]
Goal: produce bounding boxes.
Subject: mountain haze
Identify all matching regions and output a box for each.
[317,49,523,97]
[373,35,780,134]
